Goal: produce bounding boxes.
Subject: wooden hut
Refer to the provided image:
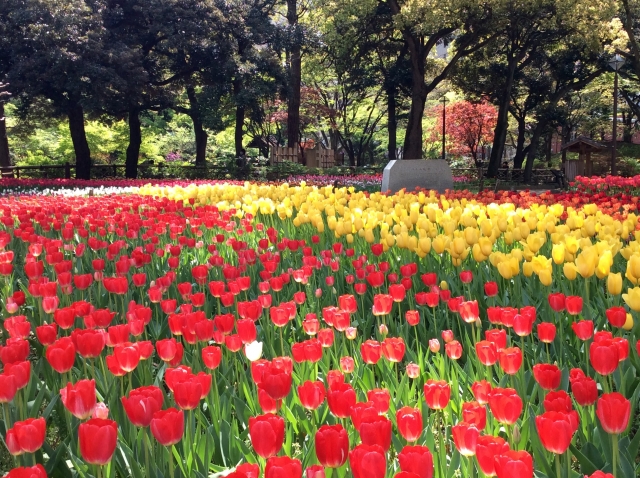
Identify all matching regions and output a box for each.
[561,137,605,180]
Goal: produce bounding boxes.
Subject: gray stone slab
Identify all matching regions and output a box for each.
[381,159,453,194]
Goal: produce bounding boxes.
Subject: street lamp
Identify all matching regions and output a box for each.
[609,54,624,176]
[441,96,448,160]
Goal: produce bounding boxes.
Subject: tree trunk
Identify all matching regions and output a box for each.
[487,60,518,177]
[0,103,10,168]
[68,102,92,180]
[125,108,141,179]
[403,68,426,159]
[545,131,553,167]
[286,0,301,148]
[387,86,397,160]
[523,123,544,182]
[187,86,208,166]
[234,78,245,158]
[512,117,528,170]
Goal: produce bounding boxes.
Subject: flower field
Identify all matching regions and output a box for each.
[0,181,639,478]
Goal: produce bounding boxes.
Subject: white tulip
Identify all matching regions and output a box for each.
[244,341,263,362]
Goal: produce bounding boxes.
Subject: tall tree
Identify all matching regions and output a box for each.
[385,0,497,159]
[0,0,111,179]
[0,82,10,168]
[455,0,615,177]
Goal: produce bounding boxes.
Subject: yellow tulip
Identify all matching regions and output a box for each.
[623,286,640,312]
[575,248,597,278]
[607,273,622,295]
[596,251,613,279]
[623,313,634,331]
[539,269,552,286]
[552,244,565,265]
[472,244,487,262]
[563,262,578,281]
[523,261,533,277]
[440,280,449,291]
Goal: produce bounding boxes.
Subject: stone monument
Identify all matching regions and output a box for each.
[381,159,453,194]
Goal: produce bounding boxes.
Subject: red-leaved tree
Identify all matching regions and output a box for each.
[430,100,498,165]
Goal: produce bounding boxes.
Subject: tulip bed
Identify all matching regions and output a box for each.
[0,181,639,478]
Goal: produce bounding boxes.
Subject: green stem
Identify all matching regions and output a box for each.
[556,453,562,478]
[144,428,150,475]
[280,326,285,357]
[612,433,619,478]
[169,445,175,478]
[469,456,476,478]
[3,402,12,430]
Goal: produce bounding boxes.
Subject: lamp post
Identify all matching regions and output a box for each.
[609,54,624,176]
[441,96,448,160]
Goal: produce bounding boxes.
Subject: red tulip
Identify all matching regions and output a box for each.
[405,310,420,326]
[462,401,486,430]
[451,422,479,456]
[445,340,462,359]
[543,390,574,413]
[261,360,293,400]
[548,292,565,312]
[460,270,473,283]
[398,445,433,478]
[79,418,118,465]
[596,392,631,434]
[484,281,498,297]
[174,377,203,410]
[494,450,533,478]
[258,386,279,413]
[359,415,392,451]
[350,401,378,431]
[537,323,556,343]
[565,296,583,315]
[340,356,355,373]
[0,373,17,403]
[396,406,423,442]
[5,418,46,454]
[264,456,302,478]
[61,379,96,419]
[305,465,324,478]
[249,413,285,458]
[535,411,576,454]
[297,381,326,410]
[389,284,406,302]
[612,337,629,362]
[572,320,594,340]
[367,388,391,414]
[471,380,492,405]
[36,323,58,346]
[236,463,260,478]
[476,435,509,476]
[317,329,334,347]
[151,408,184,446]
[361,340,381,364]
[485,329,507,351]
[4,361,31,390]
[46,337,76,373]
[72,329,106,359]
[498,347,521,375]
[372,294,393,315]
[570,375,598,406]
[315,424,349,468]
[423,380,450,410]
[605,306,627,328]
[121,386,164,427]
[513,313,534,336]
[459,300,479,323]
[349,444,386,478]
[589,340,619,375]
[441,330,454,343]
[113,342,141,372]
[532,363,561,390]
[202,345,222,370]
[475,341,498,366]
[4,465,47,478]
[381,337,405,362]
[327,382,357,418]
[488,388,522,425]
[584,472,614,478]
